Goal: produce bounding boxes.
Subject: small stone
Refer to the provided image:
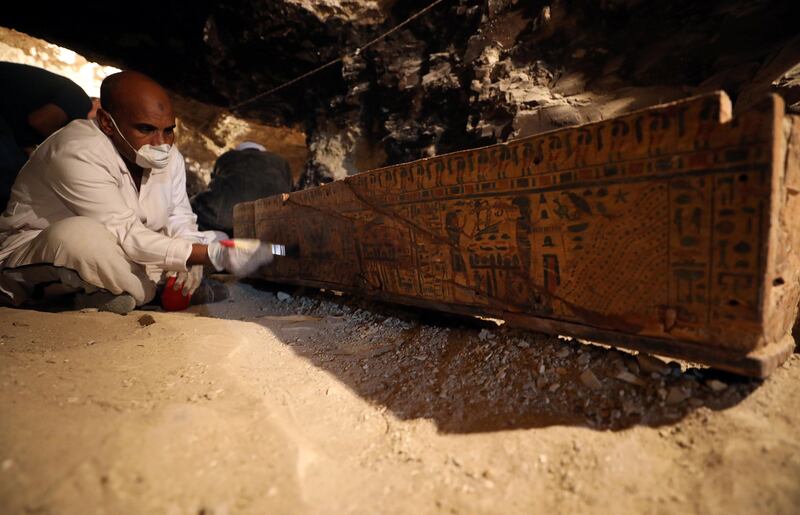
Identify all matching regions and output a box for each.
[79,308,99,313]
[478,329,494,341]
[636,354,670,375]
[536,376,549,389]
[577,353,591,365]
[624,360,640,375]
[621,399,640,416]
[579,369,602,389]
[516,341,530,349]
[137,314,156,327]
[689,398,704,407]
[615,370,645,386]
[555,348,570,358]
[707,379,728,392]
[665,386,689,405]
[277,292,292,302]
[1,459,12,471]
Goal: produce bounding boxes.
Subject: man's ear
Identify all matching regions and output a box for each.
[96,108,114,136]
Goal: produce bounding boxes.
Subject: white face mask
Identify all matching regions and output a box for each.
[106,113,172,169]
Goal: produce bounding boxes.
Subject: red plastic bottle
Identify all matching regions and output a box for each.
[160,276,192,311]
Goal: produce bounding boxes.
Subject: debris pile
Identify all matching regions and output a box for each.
[202,279,760,432]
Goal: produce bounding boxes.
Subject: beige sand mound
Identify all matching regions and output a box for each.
[1,282,799,514]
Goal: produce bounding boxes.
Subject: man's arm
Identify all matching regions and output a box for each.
[188,244,211,266]
[47,148,193,272]
[164,152,204,239]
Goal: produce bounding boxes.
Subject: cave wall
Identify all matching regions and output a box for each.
[0,27,308,195]
[3,0,798,186]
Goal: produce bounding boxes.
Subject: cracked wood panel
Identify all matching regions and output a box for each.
[234,92,800,376]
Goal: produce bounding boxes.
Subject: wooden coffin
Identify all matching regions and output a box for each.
[234,92,800,377]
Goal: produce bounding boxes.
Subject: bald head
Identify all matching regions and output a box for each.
[100,70,172,116]
[96,70,177,170]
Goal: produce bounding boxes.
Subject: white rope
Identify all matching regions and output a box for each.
[229,0,449,112]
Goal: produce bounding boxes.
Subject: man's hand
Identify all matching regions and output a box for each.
[170,265,203,296]
[207,239,273,277]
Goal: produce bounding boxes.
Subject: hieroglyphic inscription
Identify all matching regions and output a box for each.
[235,92,794,357]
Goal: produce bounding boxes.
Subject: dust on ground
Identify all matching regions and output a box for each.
[1,277,799,514]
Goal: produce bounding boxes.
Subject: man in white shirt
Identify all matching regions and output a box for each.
[0,71,273,313]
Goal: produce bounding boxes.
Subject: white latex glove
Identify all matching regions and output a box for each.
[207,239,273,277]
[201,230,229,244]
[169,265,203,296]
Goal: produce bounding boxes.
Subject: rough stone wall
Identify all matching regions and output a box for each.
[0,27,119,97]
[298,0,800,184]
[3,0,799,186]
[205,0,800,186]
[171,95,308,194]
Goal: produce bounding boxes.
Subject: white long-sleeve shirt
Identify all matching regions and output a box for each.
[0,119,207,271]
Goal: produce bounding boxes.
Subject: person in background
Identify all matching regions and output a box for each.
[191,141,292,236]
[0,62,94,212]
[87,97,101,120]
[0,70,273,314]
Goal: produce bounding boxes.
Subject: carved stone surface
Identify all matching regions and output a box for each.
[235,92,800,377]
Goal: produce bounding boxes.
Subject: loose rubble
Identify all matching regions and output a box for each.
[198,278,762,431]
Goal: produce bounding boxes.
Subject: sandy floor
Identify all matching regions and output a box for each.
[1,279,799,514]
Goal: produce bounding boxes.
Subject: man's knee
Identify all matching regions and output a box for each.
[40,216,117,258]
[24,217,155,305]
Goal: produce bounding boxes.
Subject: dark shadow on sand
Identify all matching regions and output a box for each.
[168,277,764,433]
